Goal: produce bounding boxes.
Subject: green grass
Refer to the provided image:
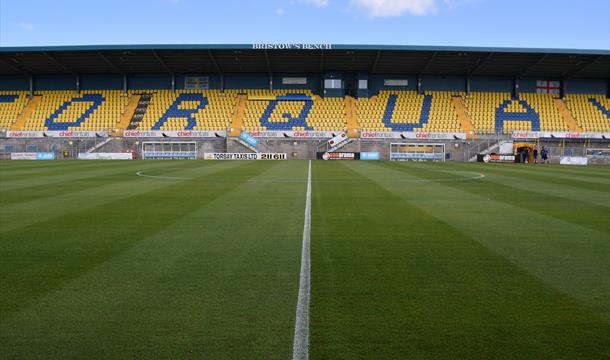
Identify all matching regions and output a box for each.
[0,160,608,359]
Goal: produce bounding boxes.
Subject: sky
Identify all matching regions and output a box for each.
[0,0,609,50]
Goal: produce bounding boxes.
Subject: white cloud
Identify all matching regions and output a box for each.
[351,0,438,17]
[275,8,287,15]
[299,0,329,7]
[18,22,35,32]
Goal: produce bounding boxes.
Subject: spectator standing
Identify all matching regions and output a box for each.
[541,147,549,163]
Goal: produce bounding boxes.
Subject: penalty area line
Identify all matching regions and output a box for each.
[292,160,312,360]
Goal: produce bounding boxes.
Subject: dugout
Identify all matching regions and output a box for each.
[514,143,535,163]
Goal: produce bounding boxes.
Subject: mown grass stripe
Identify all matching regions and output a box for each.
[0,161,306,360]
[0,161,147,191]
[455,163,610,190]
[470,163,610,179]
[311,161,608,359]
[0,160,122,180]
[0,161,214,206]
[0,161,278,319]
[357,161,610,317]
[0,161,247,234]
[387,161,609,233]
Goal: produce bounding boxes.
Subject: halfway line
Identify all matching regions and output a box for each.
[292,160,312,360]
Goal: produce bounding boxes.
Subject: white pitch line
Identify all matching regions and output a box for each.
[292,160,312,360]
[135,170,193,181]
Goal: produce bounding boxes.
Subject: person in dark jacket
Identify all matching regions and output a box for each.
[522,148,529,163]
[533,147,539,164]
[541,147,549,163]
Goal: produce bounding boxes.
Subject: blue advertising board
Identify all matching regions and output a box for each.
[36,152,56,160]
[360,152,381,160]
[239,132,259,147]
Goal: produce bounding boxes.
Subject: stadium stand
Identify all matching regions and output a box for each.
[0,91,29,130]
[564,94,610,132]
[5,89,610,134]
[519,93,567,131]
[24,91,128,131]
[463,92,572,134]
[356,91,460,132]
[242,90,346,131]
[137,90,237,131]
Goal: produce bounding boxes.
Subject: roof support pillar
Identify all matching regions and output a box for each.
[561,79,567,99]
[220,74,225,93]
[513,77,519,99]
[123,74,128,95]
[607,79,610,99]
[171,74,176,92]
[466,76,471,95]
[269,74,273,93]
[29,76,34,98]
[76,75,80,94]
[417,74,422,95]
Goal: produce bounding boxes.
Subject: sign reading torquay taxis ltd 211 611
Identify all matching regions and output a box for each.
[252,44,332,50]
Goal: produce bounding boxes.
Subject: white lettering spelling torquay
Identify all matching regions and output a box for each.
[252,44,332,50]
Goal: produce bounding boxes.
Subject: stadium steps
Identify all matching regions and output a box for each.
[328,138,352,152]
[229,94,248,137]
[11,95,41,130]
[117,95,141,131]
[85,137,115,153]
[452,96,476,138]
[126,94,152,130]
[234,138,259,153]
[468,141,501,162]
[554,98,583,132]
[345,96,360,138]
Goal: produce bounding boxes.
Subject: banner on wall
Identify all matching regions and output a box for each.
[122,130,226,138]
[317,152,358,160]
[239,131,259,147]
[328,133,348,148]
[360,131,466,140]
[244,130,340,138]
[477,154,516,163]
[204,153,287,160]
[512,131,610,140]
[7,131,108,138]
[560,156,588,166]
[78,153,133,160]
[360,152,381,160]
[10,152,55,160]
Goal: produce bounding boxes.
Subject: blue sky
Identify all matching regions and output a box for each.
[0,0,609,49]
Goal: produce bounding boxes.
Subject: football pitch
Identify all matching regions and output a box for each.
[0,160,609,359]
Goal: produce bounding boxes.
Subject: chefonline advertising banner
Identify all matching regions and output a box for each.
[512,131,610,140]
[360,131,466,140]
[245,130,339,138]
[204,153,287,160]
[7,131,108,138]
[123,130,226,138]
